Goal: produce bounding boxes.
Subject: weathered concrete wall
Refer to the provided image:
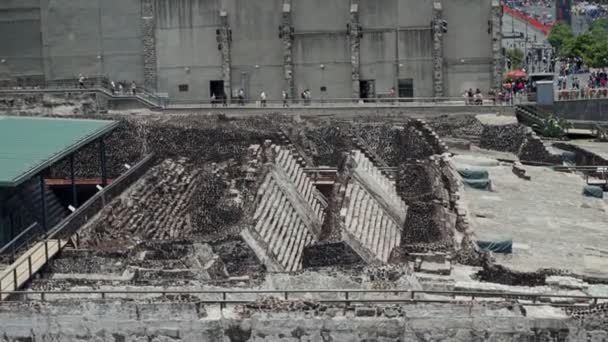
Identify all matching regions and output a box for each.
[443,0,493,96]
[0,0,44,80]
[40,0,144,83]
[155,0,222,101]
[0,301,603,341]
[1,0,496,100]
[228,0,284,101]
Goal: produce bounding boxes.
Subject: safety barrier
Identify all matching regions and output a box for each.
[0,223,43,265]
[0,288,605,310]
[503,5,552,35]
[48,153,156,240]
[0,154,156,301]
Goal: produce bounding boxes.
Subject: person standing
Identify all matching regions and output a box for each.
[110,81,116,95]
[211,93,217,108]
[78,74,86,89]
[282,90,289,107]
[238,88,245,106]
[260,91,267,107]
[130,81,137,95]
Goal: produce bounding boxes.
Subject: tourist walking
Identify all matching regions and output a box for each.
[78,74,86,89]
[282,90,289,107]
[238,88,245,106]
[260,91,267,107]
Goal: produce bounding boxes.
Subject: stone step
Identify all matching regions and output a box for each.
[277,216,299,266]
[287,222,307,271]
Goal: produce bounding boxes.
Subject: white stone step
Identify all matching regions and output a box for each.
[272,207,293,257]
[289,222,308,270]
[254,184,278,233]
[287,223,307,271]
[259,192,283,238]
[268,199,289,251]
[277,216,299,267]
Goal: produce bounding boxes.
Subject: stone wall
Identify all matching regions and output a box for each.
[0,300,604,341]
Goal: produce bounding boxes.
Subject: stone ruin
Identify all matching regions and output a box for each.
[2,112,606,341]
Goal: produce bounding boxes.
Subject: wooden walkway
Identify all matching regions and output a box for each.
[0,239,67,300]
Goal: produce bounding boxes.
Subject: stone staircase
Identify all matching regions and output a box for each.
[246,145,327,272]
[340,150,407,263]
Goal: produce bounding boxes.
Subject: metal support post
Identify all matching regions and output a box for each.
[99,138,107,187]
[70,154,78,208]
[39,174,47,234]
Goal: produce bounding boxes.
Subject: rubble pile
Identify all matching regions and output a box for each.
[51,119,147,178]
[299,126,352,166]
[401,202,452,246]
[211,238,266,277]
[475,264,574,287]
[479,123,527,153]
[146,118,278,164]
[83,158,200,245]
[428,115,484,139]
[397,160,448,204]
[351,124,400,165]
[517,130,562,165]
[190,171,243,239]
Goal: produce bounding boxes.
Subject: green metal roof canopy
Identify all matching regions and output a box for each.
[0,116,118,187]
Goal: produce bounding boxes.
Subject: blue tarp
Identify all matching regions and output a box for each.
[561,151,576,163]
[583,185,604,199]
[458,168,489,180]
[476,240,513,254]
[463,178,492,191]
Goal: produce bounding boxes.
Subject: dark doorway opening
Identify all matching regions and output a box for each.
[210,80,225,101]
[398,79,414,102]
[359,80,375,102]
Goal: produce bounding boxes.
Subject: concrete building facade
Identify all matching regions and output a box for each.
[0,0,502,102]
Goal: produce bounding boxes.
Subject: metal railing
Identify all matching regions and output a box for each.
[48,153,156,240]
[0,288,605,309]
[0,154,156,298]
[556,88,608,101]
[0,77,163,108]
[0,223,43,264]
[0,238,63,296]
[165,96,516,109]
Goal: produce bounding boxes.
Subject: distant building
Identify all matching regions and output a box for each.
[0,0,503,100]
[556,0,572,25]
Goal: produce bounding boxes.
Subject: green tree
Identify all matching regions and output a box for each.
[590,18,608,37]
[506,48,524,70]
[560,32,595,59]
[548,21,574,51]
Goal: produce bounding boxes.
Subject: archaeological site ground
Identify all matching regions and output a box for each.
[0,97,607,342]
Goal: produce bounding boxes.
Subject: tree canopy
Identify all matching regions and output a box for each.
[549,19,608,68]
[506,48,524,70]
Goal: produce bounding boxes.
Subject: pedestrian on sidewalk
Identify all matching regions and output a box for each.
[282,90,289,107]
[238,88,245,106]
[211,93,217,108]
[131,81,137,95]
[78,74,86,89]
[260,91,267,107]
[110,81,116,95]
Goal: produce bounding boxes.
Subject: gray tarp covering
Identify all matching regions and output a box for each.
[476,240,513,254]
[561,151,576,163]
[463,178,492,191]
[457,168,489,180]
[583,185,604,199]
